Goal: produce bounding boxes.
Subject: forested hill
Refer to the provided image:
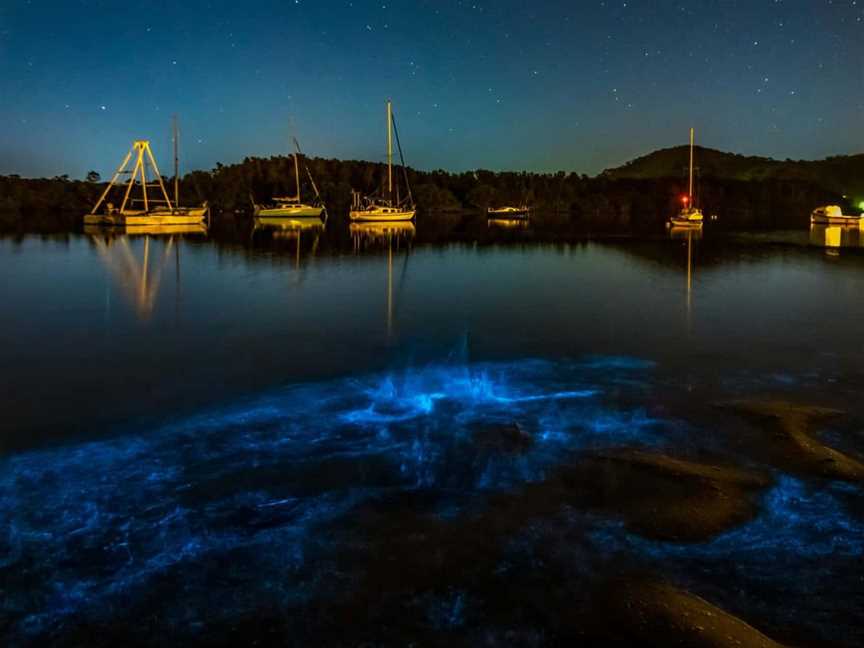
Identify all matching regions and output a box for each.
[604,146,864,198]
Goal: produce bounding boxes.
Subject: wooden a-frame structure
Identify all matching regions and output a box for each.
[90,140,174,215]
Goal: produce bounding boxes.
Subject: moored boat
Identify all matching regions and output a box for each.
[350,100,416,222]
[84,119,208,227]
[810,205,863,226]
[487,205,530,219]
[668,128,704,229]
[252,137,326,221]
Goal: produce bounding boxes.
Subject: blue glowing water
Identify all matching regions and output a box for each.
[0,357,669,640]
[1,355,862,645]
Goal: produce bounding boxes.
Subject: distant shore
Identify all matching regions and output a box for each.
[1,147,855,233]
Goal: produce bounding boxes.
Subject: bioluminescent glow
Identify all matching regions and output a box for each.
[589,476,864,559]
[0,357,662,639]
[577,475,864,641]
[2,355,862,644]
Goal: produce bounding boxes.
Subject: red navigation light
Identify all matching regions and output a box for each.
[681,195,690,205]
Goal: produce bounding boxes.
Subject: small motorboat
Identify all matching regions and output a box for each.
[810,205,863,226]
[487,205,530,219]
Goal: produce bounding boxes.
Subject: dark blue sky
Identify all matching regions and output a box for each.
[1,0,862,179]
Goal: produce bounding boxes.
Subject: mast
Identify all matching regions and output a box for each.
[688,127,694,205]
[173,115,179,208]
[387,99,393,201]
[293,150,301,202]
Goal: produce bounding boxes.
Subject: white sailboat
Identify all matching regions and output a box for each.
[253,137,326,222]
[350,100,416,222]
[668,127,704,228]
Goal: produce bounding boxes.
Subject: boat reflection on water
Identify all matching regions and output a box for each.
[349,221,416,248]
[668,224,703,242]
[669,225,699,333]
[252,217,325,271]
[809,224,864,254]
[253,216,326,232]
[87,225,204,319]
[84,223,208,237]
[350,222,415,339]
[487,216,530,230]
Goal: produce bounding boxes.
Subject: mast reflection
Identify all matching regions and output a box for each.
[350,222,415,339]
[251,217,324,272]
[87,223,205,318]
[669,225,700,333]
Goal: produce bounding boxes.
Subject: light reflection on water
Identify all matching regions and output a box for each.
[809,223,864,251]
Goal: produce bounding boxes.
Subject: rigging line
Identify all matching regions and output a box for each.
[390,109,414,207]
[293,137,323,204]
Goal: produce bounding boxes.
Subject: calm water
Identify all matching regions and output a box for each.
[2,222,863,645]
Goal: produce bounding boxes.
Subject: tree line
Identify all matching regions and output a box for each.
[0,154,847,233]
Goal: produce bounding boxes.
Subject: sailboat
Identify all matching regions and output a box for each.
[350,100,416,222]
[253,137,327,224]
[668,127,704,228]
[84,119,208,227]
[151,116,209,222]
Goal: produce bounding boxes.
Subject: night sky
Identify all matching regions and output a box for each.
[1,1,862,179]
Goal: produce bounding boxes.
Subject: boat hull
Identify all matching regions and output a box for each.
[668,208,704,228]
[83,208,207,227]
[487,208,529,219]
[811,214,863,226]
[668,217,703,228]
[255,205,325,218]
[350,209,416,222]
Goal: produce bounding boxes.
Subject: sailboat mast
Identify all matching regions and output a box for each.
[387,99,393,199]
[293,151,300,201]
[688,127,694,204]
[173,115,179,208]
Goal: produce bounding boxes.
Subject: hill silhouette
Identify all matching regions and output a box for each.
[604,146,864,200]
